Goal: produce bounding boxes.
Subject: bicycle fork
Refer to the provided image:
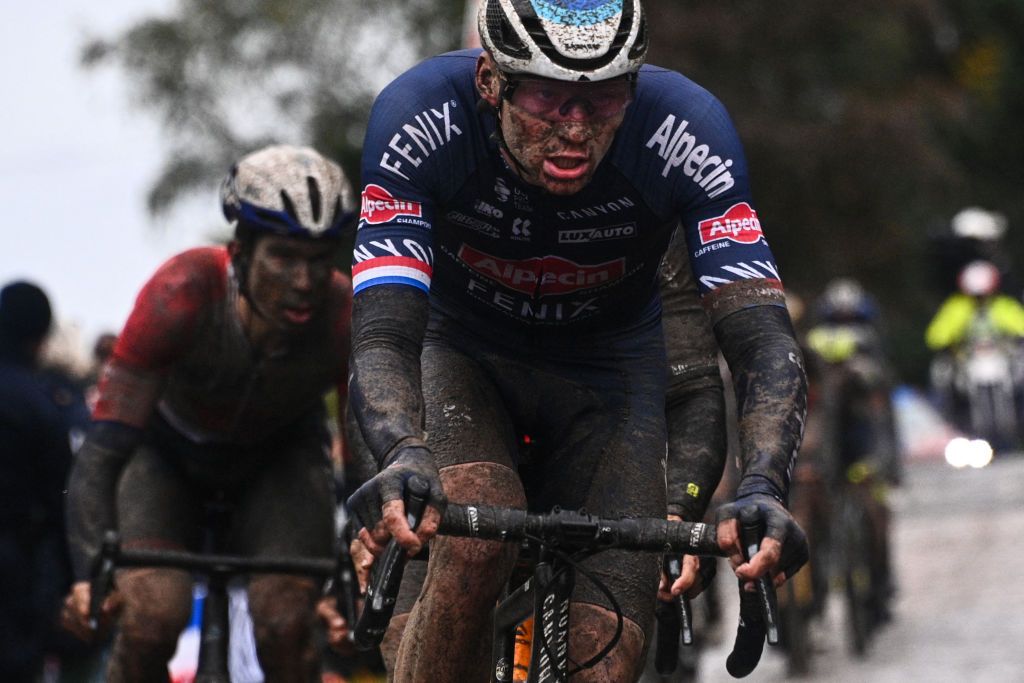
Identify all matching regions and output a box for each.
[195,572,230,683]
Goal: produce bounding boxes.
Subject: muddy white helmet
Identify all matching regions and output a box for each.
[221,145,356,240]
[478,0,648,82]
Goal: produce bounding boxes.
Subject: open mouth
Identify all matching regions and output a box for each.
[543,155,590,180]
[283,306,313,325]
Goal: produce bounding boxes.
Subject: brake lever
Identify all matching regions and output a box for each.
[331,523,360,639]
[654,556,683,675]
[739,508,780,645]
[664,555,695,645]
[89,530,119,630]
[724,506,780,678]
[352,475,429,649]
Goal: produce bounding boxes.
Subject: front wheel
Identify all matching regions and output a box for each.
[969,382,1019,451]
[778,568,813,676]
[834,494,873,657]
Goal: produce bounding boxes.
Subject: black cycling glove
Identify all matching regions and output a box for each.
[347,445,447,532]
[716,491,808,580]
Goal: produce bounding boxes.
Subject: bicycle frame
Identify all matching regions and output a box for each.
[492,548,574,683]
[495,552,707,682]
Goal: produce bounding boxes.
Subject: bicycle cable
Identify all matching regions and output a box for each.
[524,535,624,681]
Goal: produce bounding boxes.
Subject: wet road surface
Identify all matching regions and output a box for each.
[683,455,1024,682]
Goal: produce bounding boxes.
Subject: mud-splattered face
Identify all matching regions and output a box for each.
[475,54,627,196]
[245,234,337,332]
[501,93,625,196]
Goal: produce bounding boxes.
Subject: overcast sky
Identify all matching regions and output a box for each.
[0,0,219,354]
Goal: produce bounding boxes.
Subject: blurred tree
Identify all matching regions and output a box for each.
[644,0,1024,382]
[943,1,1024,239]
[647,1,962,283]
[87,0,1024,383]
[81,0,464,217]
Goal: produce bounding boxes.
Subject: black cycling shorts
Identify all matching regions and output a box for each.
[397,309,668,632]
[116,413,335,559]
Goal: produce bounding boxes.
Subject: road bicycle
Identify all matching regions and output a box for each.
[353,476,780,682]
[810,359,895,658]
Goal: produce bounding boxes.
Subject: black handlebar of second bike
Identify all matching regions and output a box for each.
[333,524,361,631]
[87,529,339,630]
[88,531,119,630]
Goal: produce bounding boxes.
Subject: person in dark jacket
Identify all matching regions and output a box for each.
[0,280,74,682]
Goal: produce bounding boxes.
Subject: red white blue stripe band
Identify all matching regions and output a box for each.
[352,256,432,294]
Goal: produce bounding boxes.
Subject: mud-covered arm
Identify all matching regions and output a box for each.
[343,401,382,492]
[66,339,166,582]
[348,284,430,467]
[666,384,725,520]
[714,304,807,504]
[347,284,447,542]
[660,232,726,521]
[65,421,141,580]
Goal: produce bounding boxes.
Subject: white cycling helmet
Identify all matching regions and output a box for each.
[221,145,356,240]
[951,207,1007,241]
[478,0,648,82]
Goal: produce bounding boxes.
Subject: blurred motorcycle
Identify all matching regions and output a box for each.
[926,260,1024,453]
[952,329,1023,451]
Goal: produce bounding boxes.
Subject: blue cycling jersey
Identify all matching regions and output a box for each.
[353,49,783,335]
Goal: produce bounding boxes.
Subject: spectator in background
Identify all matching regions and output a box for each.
[92,333,118,368]
[38,319,94,455]
[84,333,117,413]
[0,280,74,682]
[35,323,111,682]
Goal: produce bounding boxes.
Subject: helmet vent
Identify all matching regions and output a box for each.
[487,0,531,60]
[628,12,647,59]
[307,176,322,223]
[279,190,299,223]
